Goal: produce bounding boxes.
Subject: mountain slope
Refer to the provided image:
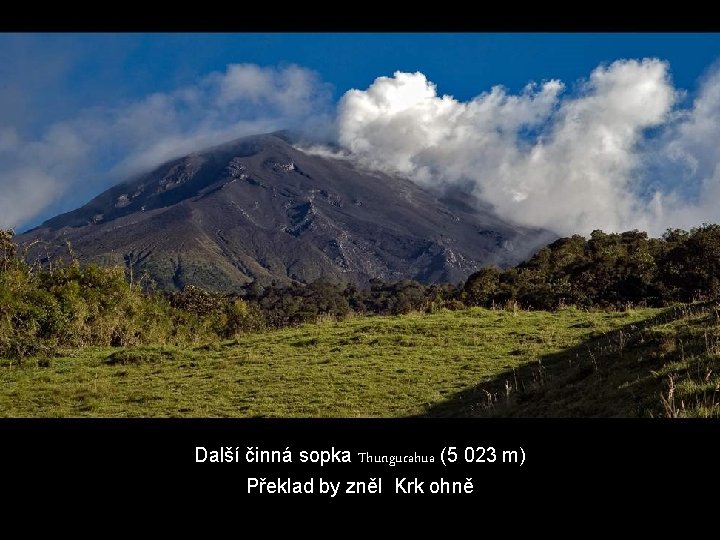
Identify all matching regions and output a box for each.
[20,132,550,291]
[0,307,664,417]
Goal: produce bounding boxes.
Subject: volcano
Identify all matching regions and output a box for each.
[19,132,550,292]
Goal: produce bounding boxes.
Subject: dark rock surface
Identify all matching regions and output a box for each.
[20,132,551,291]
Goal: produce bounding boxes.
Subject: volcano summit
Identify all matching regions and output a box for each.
[20,132,548,291]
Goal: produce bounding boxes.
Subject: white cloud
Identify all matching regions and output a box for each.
[0,64,332,230]
[216,64,326,116]
[7,59,720,238]
[336,61,682,235]
[0,169,64,231]
[646,66,720,231]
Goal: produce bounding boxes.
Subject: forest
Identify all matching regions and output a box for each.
[3,225,720,361]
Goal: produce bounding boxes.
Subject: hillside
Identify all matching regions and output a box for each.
[6,221,720,418]
[5,305,717,418]
[459,303,720,417]
[18,132,548,291]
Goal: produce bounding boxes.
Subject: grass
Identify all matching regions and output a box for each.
[458,303,720,418]
[0,306,671,417]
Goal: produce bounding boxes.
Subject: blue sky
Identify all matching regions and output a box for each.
[4,33,720,136]
[3,33,720,234]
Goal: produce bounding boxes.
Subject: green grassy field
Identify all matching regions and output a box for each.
[1,305,719,417]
